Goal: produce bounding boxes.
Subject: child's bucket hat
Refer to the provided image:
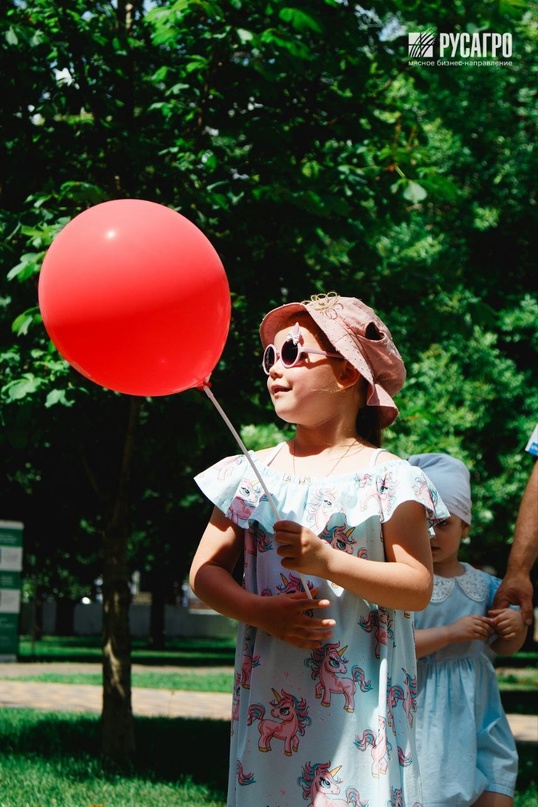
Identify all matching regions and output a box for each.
[260,292,406,427]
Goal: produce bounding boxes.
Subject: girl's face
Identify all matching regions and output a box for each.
[266,320,353,427]
[430,515,470,569]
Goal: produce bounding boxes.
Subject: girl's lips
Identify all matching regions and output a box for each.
[270,384,289,395]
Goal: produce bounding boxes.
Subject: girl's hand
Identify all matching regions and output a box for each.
[448,614,491,643]
[488,607,525,640]
[273,520,330,576]
[258,592,336,650]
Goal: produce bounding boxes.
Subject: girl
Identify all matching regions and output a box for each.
[408,452,527,807]
[190,292,449,807]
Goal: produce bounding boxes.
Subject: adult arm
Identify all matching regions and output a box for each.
[492,461,538,624]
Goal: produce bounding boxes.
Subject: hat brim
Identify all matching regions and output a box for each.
[260,303,309,348]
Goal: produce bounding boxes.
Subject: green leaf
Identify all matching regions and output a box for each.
[2,375,42,401]
[403,181,428,203]
[45,389,75,408]
[7,253,45,282]
[278,8,323,34]
[12,308,42,336]
[237,28,254,43]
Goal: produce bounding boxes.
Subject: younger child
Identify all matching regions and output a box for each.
[408,452,527,807]
[190,292,449,807]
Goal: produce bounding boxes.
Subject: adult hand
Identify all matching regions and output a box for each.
[492,573,534,626]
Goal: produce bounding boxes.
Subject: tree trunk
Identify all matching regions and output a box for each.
[101,397,141,758]
[149,578,166,650]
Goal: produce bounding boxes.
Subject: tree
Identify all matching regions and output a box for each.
[1,0,535,758]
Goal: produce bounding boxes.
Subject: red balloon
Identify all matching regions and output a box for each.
[38,199,231,396]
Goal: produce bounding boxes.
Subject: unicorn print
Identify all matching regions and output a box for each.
[305,488,345,533]
[226,478,261,522]
[235,759,255,787]
[231,671,242,733]
[306,642,372,712]
[247,688,311,756]
[240,626,260,689]
[360,471,398,514]
[246,522,272,557]
[387,785,423,807]
[262,571,317,598]
[320,523,357,553]
[298,761,369,807]
[355,716,391,778]
[359,608,395,658]
[387,668,417,729]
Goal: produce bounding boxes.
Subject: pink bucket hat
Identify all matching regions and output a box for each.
[259,292,406,427]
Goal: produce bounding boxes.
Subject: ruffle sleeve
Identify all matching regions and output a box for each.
[194,453,450,536]
[194,452,270,528]
[374,460,450,525]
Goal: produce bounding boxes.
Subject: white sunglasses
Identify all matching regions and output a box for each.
[262,323,342,375]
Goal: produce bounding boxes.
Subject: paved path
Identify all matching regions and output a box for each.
[0,663,536,742]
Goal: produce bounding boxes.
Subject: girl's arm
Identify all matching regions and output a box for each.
[274,500,434,611]
[415,614,491,658]
[488,608,528,656]
[189,505,336,649]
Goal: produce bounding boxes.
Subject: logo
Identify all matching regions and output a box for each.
[408,29,436,58]
[407,28,513,67]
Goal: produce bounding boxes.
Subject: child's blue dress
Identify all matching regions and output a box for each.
[414,563,519,807]
[195,447,449,807]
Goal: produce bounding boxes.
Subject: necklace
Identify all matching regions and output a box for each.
[291,439,364,478]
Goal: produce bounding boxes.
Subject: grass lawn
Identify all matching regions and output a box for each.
[0,709,229,807]
[17,634,237,666]
[0,709,535,807]
[0,637,534,806]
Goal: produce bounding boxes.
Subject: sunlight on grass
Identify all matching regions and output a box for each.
[0,756,226,806]
[2,670,235,692]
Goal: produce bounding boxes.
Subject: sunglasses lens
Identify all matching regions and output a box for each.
[281,340,299,367]
[263,345,276,373]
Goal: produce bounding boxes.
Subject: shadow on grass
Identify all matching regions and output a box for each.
[1,709,536,799]
[0,709,230,794]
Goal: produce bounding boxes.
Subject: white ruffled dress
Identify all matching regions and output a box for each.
[414,563,519,807]
[194,445,449,807]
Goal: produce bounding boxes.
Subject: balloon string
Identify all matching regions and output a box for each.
[201,383,313,600]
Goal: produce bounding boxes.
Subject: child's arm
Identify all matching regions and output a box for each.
[189,505,336,650]
[487,607,528,656]
[415,615,492,658]
[274,500,434,611]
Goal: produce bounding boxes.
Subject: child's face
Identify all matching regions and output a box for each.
[266,320,347,426]
[430,514,470,568]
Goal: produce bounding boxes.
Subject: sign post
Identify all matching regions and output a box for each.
[0,520,24,662]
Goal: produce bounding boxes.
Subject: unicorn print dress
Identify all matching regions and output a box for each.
[414,564,519,806]
[194,446,449,807]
